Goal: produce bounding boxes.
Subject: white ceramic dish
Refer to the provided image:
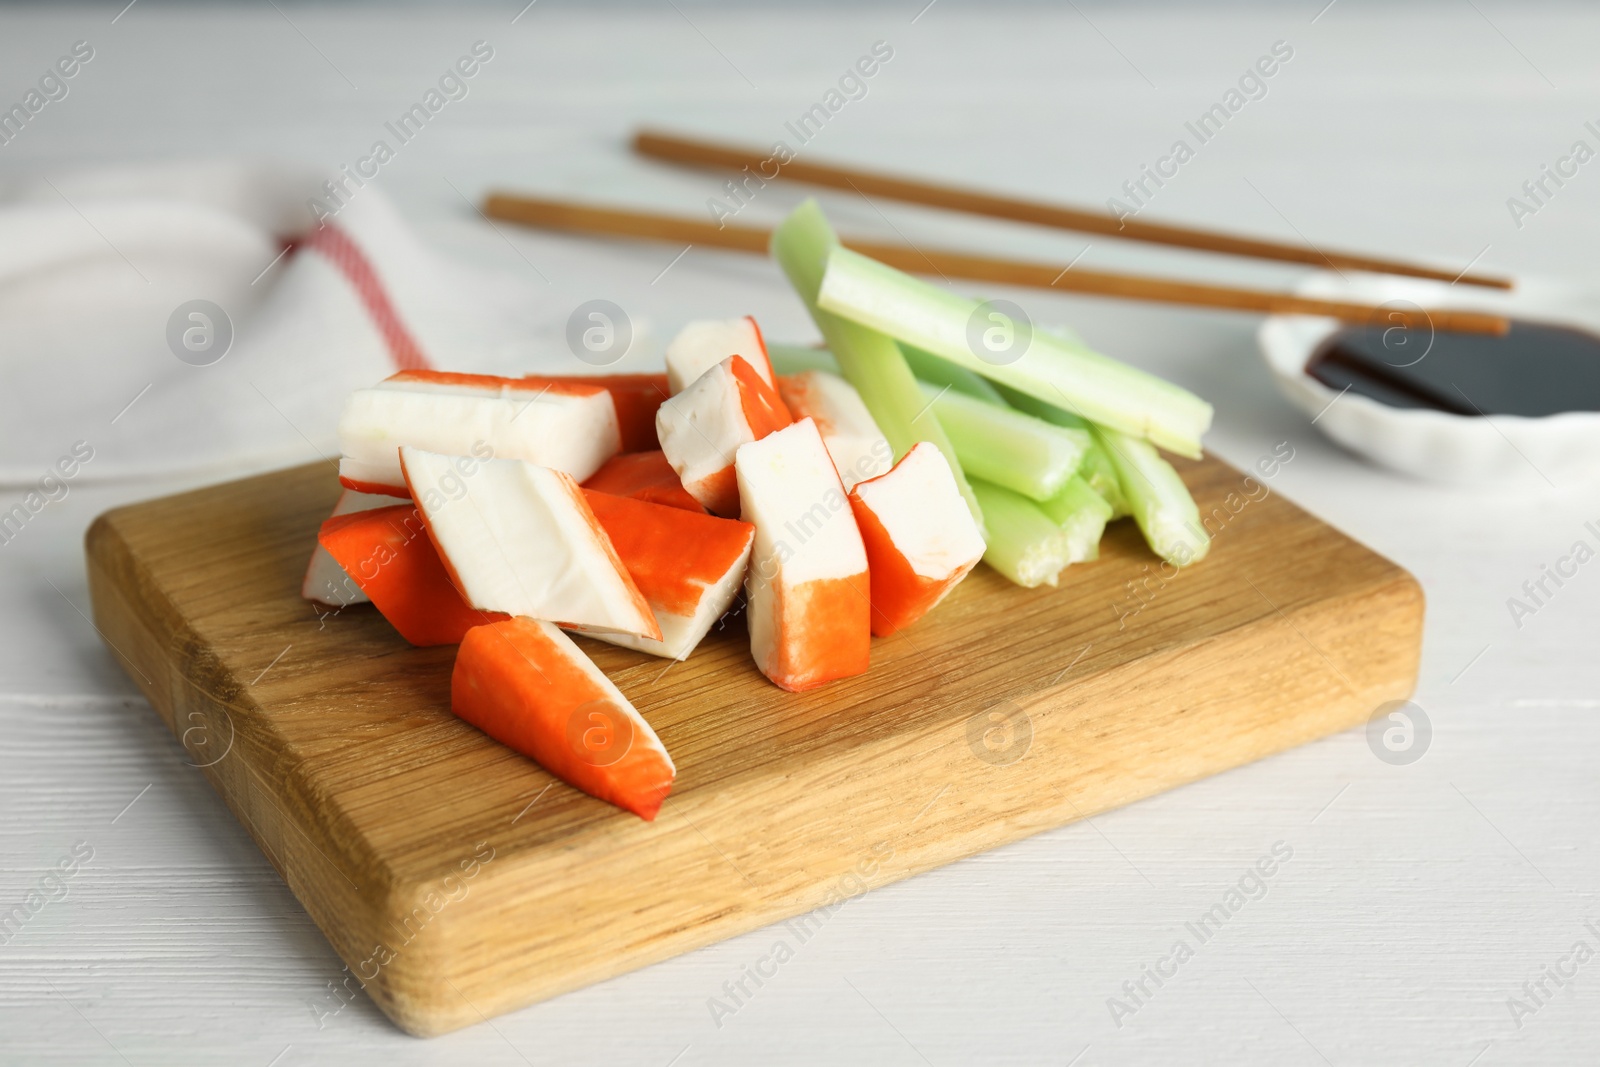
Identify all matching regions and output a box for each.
[1257,272,1600,486]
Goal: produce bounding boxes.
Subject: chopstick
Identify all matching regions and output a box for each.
[481,192,1511,336]
[633,129,1514,292]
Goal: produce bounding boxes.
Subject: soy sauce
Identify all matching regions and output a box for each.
[1306,318,1600,417]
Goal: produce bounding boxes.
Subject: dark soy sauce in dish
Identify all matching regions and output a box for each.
[1306,318,1600,417]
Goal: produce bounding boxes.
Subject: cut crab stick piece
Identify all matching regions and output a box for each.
[338,370,621,495]
[776,369,893,491]
[656,355,793,517]
[301,489,406,607]
[401,447,661,640]
[581,450,705,513]
[736,417,870,691]
[581,490,755,660]
[848,442,985,636]
[664,316,774,394]
[453,618,675,820]
[529,372,669,454]
[318,505,507,645]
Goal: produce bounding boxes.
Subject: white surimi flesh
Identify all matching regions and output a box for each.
[665,317,774,394]
[776,369,892,491]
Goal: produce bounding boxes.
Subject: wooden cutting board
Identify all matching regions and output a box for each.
[85,455,1421,1036]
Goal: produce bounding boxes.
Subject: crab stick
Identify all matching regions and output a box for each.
[318,505,506,645]
[581,489,755,660]
[338,370,621,496]
[848,442,986,636]
[301,489,406,607]
[529,372,669,454]
[401,447,660,640]
[453,618,675,820]
[776,369,893,491]
[656,355,793,517]
[581,450,705,513]
[665,317,775,394]
[735,417,870,691]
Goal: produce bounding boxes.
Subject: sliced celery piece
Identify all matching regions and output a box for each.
[766,342,839,377]
[901,344,1006,403]
[815,246,1212,457]
[921,382,1089,502]
[1092,425,1210,566]
[969,479,1070,588]
[770,201,984,531]
[995,383,1130,517]
[1038,475,1113,563]
[1076,441,1130,520]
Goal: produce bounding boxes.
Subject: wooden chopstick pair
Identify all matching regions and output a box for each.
[482,129,1512,336]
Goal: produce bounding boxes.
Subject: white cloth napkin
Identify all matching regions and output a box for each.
[0,159,554,486]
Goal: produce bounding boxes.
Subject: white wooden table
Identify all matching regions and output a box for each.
[3,3,1598,1063]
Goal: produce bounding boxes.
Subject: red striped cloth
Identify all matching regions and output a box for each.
[302,224,433,372]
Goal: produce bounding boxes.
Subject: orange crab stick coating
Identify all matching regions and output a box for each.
[528,372,670,454]
[736,418,870,691]
[452,618,676,820]
[582,450,706,514]
[581,489,755,659]
[317,505,507,646]
[848,442,987,636]
[302,488,407,607]
[656,355,793,517]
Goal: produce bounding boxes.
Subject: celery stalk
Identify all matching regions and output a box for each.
[921,382,1089,502]
[995,384,1130,517]
[1038,475,1113,563]
[969,480,1070,588]
[901,344,1006,403]
[1092,425,1209,566]
[770,201,984,530]
[1076,441,1130,520]
[766,342,839,377]
[815,246,1212,457]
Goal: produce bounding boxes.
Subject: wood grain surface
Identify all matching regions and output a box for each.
[83,455,1422,1036]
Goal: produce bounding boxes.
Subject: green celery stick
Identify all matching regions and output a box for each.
[1092,425,1210,566]
[901,344,1006,403]
[1076,441,1130,520]
[995,383,1130,517]
[765,342,839,376]
[815,246,1213,457]
[770,200,984,531]
[921,382,1089,502]
[771,341,1006,406]
[1038,475,1114,563]
[969,479,1071,588]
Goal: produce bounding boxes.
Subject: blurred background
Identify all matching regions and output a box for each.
[2,2,1598,1065]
